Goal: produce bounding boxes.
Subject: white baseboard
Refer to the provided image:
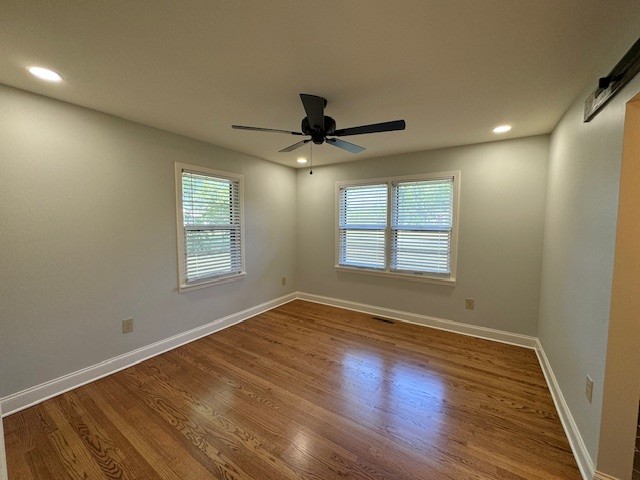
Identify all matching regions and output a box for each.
[534,339,596,480]
[1,293,297,417]
[297,292,538,349]
[0,402,7,480]
[593,471,620,480]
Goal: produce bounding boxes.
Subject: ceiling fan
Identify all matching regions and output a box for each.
[232,94,406,154]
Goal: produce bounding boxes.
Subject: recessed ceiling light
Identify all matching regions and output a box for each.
[27,66,63,82]
[493,124,512,134]
[297,157,308,164]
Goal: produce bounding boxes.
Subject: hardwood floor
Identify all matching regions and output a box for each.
[3,300,580,479]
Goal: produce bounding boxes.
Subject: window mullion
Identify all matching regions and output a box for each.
[385,180,393,272]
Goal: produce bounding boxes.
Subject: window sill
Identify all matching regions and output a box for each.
[178,272,246,293]
[335,265,456,286]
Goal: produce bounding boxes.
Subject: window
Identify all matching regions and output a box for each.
[337,172,459,285]
[338,183,387,269]
[175,163,245,291]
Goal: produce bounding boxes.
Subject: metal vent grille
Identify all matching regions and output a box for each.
[371,316,395,324]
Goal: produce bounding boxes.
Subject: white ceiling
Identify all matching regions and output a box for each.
[1,1,639,168]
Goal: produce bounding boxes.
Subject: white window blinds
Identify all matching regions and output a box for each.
[391,178,453,274]
[338,184,388,269]
[337,173,458,282]
[180,170,242,284]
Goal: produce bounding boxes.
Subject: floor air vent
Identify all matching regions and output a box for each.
[371,316,395,324]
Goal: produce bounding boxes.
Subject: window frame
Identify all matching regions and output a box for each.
[335,171,460,286]
[175,162,246,292]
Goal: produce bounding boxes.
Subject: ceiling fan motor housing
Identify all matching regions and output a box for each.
[301,116,337,144]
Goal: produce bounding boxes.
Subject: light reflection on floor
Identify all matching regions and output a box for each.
[340,349,445,447]
[285,429,311,468]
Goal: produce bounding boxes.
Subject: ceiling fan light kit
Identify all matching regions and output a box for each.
[232,93,406,156]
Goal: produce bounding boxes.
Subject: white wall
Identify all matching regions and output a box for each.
[0,84,297,398]
[297,136,549,335]
[538,32,640,473]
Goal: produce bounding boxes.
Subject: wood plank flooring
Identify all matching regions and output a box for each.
[3,300,580,479]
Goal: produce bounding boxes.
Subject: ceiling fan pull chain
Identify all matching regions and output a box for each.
[309,142,313,175]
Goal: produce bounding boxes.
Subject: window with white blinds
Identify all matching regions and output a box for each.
[338,184,388,269]
[176,164,244,291]
[337,172,459,284]
[391,178,453,274]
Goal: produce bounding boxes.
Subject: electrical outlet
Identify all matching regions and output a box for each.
[585,375,593,403]
[122,318,133,334]
[281,276,286,286]
[465,298,475,310]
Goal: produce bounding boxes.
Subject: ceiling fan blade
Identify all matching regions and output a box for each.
[232,125,304,135]
[326,137,365,154]
[299,94,326,131]
[279,139,311,153]
[334,119,406,137]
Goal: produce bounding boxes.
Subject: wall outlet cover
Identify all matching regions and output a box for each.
[585,375,593,403]
[122,318,133,334]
